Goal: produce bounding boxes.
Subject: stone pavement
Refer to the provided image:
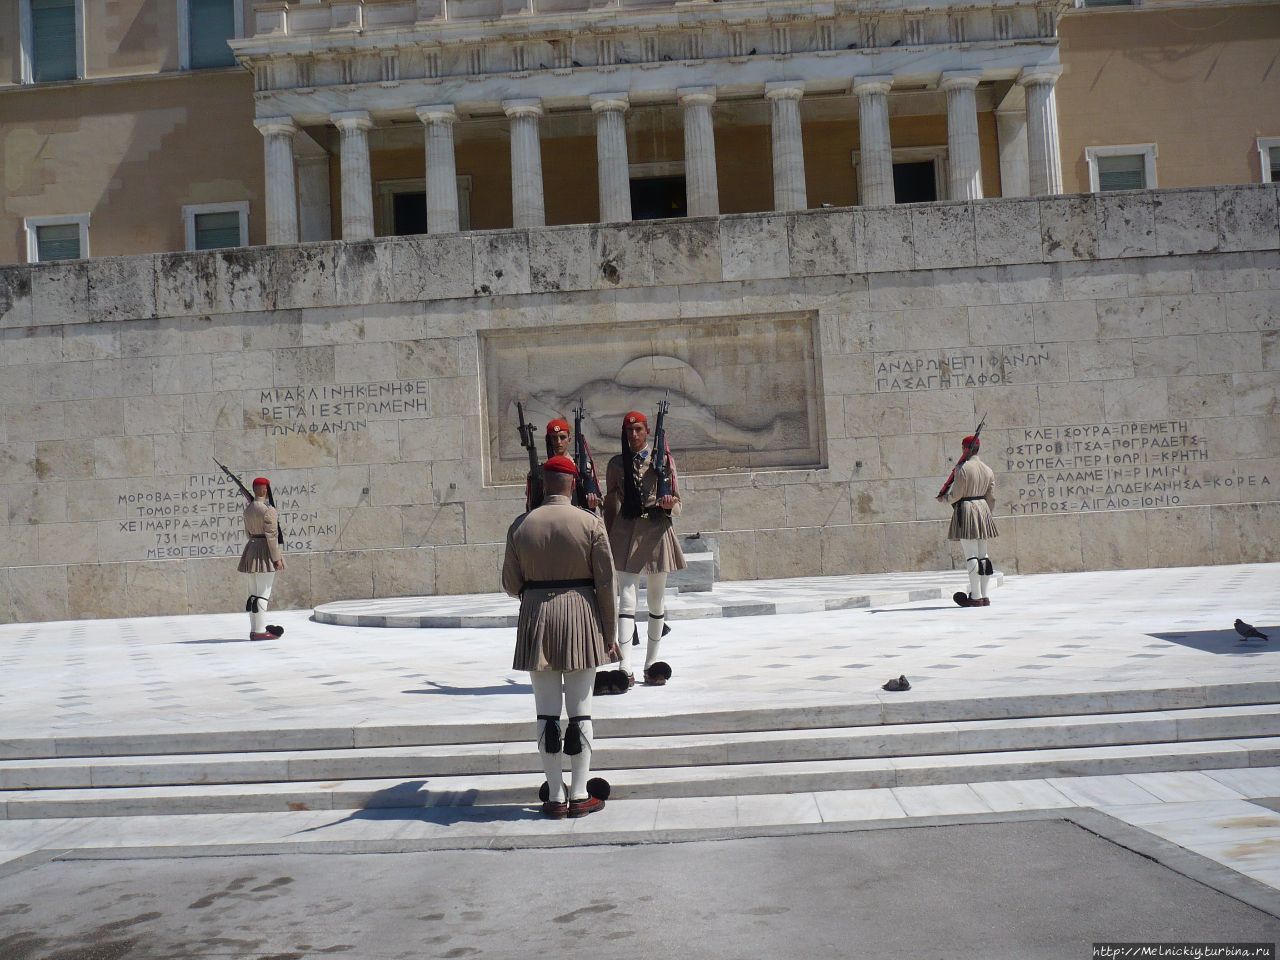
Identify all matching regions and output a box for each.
[2,563,1280,932]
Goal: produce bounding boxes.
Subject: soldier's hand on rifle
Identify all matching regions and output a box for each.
[273,559,286,571]
[936,495,948,504]
[606,640,620,663]
[586,492,599,510]
[658,494,676,511]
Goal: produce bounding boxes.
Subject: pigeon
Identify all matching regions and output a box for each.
[882,675,911,692]
[747,47,757,55]
[572,59,583,67]
[846,42,858,49]
[1235,618,1270,641]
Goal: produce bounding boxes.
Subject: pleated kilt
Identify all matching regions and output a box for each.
[947,500,1000,541]
[237,539,276,573]
[512,586,611,672]
[609,515,687,575]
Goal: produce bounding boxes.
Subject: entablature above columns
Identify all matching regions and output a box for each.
[233,0,1068,98]
[246,43,1058,126]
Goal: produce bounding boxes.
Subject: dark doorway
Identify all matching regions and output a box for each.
[392,191,428,236]
[631,176,688,221]
[893,161,938,203]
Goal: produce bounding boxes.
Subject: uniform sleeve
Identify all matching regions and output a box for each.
[985,468,996,512]
[602,458,622,532]
[590,519,617,646]
[264,507,284,564]
[666,454,683,519]
[500,522,525,598]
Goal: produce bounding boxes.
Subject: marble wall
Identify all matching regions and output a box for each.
[1,184,1277,622]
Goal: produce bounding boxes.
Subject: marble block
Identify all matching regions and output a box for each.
[31,261,88,327]
[390,234,476,302]
[87,257,156,324]
[720,215,789,282]
[216,249,277,314]
[1154,189,1220,257]
[1216,185,1280,253]
[1040,195,1099,262]
[333,240,395,306]
[154,252,220,318]
[651,220,722,286]
[67,562,128,618]
[590,223,654,289]
[7,564,68,622]
[911,203,977,271]
[855,207,915,273]
[0,266,33,328]
[974,198,1041,267]
[788,210,857,279]
[1097,192,1158,260]
[528,226,594,293]
[472,232,531,297]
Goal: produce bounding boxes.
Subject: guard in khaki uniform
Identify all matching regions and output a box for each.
[237,478,286,640]
[938,436,998,607]
[503,456,618,819]
[601,411,685,690]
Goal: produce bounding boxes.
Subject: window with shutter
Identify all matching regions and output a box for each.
[1096,154,1148,191]
[1079,0,1133,7]
[1270,146,1280,184]
[32,0,77,82]
[189,0,235,69]
[193,211,243,250]
[35,223,82,261]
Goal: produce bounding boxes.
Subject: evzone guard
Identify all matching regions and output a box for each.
[501,455,616,819]
[216,459,287,641]
[936,430,998,608]
[597,404,685,694]
[518,405,602,514]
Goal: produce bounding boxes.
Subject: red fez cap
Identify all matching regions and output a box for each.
[962,435,980,451]
[252,477,271,487]
[623,411,648,427]
[546,418,570,435]
[542,455,578,476]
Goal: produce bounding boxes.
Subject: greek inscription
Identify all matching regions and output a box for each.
[1006,420,1272,514]
[112,474,332,560]
[874,347,1057,393]
[253,380,429,436]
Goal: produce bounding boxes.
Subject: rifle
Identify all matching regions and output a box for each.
[936,414,987,500]
[214,458,284,546]
[651,393,674,511]
[573,399,602,512]
[517,401,543,509]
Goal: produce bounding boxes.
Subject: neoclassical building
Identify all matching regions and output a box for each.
[3,0,1278,261]
[232,0,1068,246]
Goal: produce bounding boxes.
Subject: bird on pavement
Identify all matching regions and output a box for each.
[882,675,911,692]
[1235,618,1270,641]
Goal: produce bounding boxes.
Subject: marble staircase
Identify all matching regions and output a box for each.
[2,682,1277,821]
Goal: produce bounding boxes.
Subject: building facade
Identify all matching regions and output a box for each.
[3,0,1279,262]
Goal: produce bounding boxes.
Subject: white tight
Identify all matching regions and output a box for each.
[247,572,275,634]
[615,571,668,672]
[959,539,990,600]
[530,669,595,803]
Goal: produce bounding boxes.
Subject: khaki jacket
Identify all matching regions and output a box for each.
[237,498,284,573]
[603,452,686,574]
[502,495,617,671]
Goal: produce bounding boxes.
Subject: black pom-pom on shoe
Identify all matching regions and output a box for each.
[266,624,284,637]
[644,662,672,686]
[539,780,567,803]
[586,777,611,801]
[593,672,611,697]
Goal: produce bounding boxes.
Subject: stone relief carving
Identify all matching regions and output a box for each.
[482,312,823,483]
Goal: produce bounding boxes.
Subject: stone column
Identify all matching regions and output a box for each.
[503,98,546,228]
[996,108,1030,198]
[940,71,983,201]
[297,155,333,242]
[590,93,632,223]
[678,87,719,218]
[766,81,807,211]
[416,104,460,234]
[853,76,894,206]
[331,110,375,240]
[1019,65,1064,196]
[254,117,299,245]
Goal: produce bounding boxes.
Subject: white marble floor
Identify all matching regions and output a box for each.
[1,563,1275,740]
[2,563,1279,895]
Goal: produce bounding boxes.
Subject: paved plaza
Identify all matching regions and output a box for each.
[1,563,1279,957]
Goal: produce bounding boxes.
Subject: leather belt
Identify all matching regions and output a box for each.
[524,579,594,590]
[956,496,986,503]
[249,534,268,539]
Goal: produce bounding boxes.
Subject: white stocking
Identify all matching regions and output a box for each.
[530,671,566,803]
[248,572,275,634]
[614,572,641,675]
[563,669,595,802]
[960,539,989,599]
[645,572,668,669]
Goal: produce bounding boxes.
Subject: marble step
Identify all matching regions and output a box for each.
[7,679,1278,761]
[0,703,1275,791]
[4,737,1280,821]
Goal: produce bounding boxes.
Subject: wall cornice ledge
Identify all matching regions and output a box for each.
[0,184,1275,330]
